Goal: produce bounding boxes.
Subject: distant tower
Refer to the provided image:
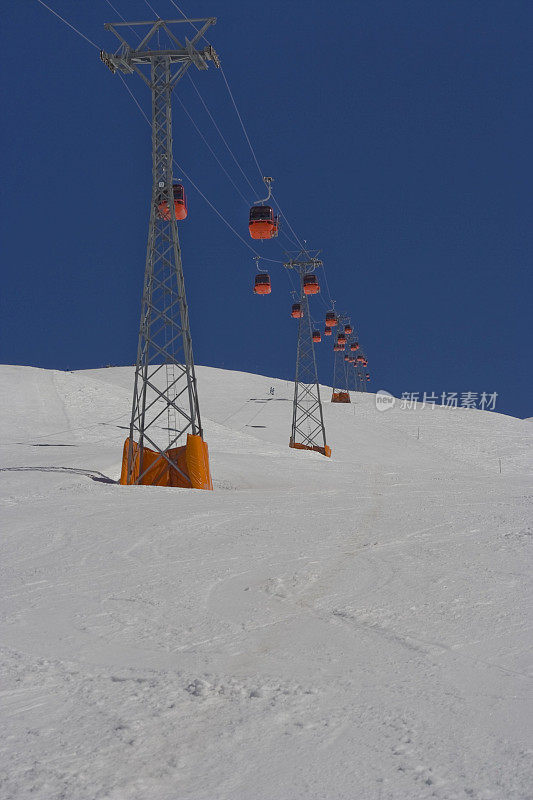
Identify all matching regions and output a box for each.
[331,312,351,403]
[101,18,219,487]
[285,251,331,457]
[354,356,367,392]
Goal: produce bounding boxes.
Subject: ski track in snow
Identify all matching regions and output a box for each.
[0,365,531,800]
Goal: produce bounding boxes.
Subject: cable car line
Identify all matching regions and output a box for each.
[163,1,319,273]
[117,75,283,264]
[186,73,259,198]
[36,0,361,384]
[101,0,141,39]
[183,73,305,254]
[210,58,313,254]
[143,0,162,20]
[171,164,283,264]
[220,67,264,184]
[138,0,259,206]
[173,93,251,205]
[35,0,101,49]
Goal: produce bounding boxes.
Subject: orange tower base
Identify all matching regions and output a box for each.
[120,434,213,489]
[331,391,351,403]
[289,439,331,458]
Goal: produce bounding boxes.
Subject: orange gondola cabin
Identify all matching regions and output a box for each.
[344,324,353,335]
[325,311,337,327]
[157,183,188,221]
[350,342,359,352]
[291,303,303,318]
[324,327,332,336]
[303,274,320,295]
[337,333,347,345]
[253,273,271,295]
[249,205,279,239]
[312,330,321,343]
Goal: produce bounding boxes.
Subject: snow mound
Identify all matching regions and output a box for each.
[0,365,531,800]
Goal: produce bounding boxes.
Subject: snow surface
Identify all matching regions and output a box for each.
[0,364,531,800]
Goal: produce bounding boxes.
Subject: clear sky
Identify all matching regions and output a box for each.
[2,0,531,418]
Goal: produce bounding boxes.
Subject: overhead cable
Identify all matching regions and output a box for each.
[35,0,100,49]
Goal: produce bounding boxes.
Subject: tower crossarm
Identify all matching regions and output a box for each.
[100,18,219,84]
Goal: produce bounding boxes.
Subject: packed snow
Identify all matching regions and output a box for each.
[0,364,531,800]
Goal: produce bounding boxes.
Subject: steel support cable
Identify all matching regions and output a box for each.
[168,0,212,43]
[118,1,318,282]
[219,79,322,265]
[164,0,318,282]
[143,0,161,19]
[117,76,282,264]
[273,220,301,249]
[173,162,283,264]
[173,94,251,205]
[214,61,314,255]
[167,1,265,198]
[216,72,338,308]
[169,0,279,200]
[219,67,264,184]
[140,0,258,201]
[320,263,334,307]
[183,75,305,263]
[185,74,259,198]
[102,0,141,39]
[166,0,320,293]
[35,0,101,49]
[269,191,309,255]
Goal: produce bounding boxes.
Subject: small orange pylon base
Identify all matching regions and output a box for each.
[331,391,351,403]
[289,439,331,458]
[120,434,213,489]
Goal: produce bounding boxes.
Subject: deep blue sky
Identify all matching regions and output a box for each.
[2,0,531,418]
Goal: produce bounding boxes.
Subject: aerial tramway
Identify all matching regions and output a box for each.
[35,0,374,476]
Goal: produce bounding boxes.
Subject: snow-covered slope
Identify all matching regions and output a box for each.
[1,365,531,800]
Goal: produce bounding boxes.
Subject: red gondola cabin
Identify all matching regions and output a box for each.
[325,312,337,327]
[345,324,353,335]
[253,273,271,295]
[324,327,332,336]
[312,330,321,343]
[291,303,303,318]
[303,274,320,295]
[157,183,187,221]
[337,333,347,345]
[249,205,279,239]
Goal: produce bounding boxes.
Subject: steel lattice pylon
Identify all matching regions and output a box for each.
[333,348,350,398]
[102,18,219,487]
[285,251,330,458]
[331,312,351,403]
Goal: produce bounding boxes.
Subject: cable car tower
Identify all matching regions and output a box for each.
[101,17,219,487]
[330,312,352,403]
[285,250,331,458]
